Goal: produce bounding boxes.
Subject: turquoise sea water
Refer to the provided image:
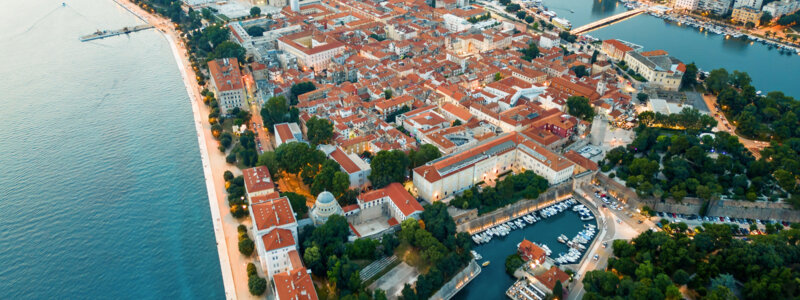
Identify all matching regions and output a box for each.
[0,0,223,298]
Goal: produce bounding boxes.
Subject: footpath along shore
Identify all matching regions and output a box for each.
[113,1,258,299]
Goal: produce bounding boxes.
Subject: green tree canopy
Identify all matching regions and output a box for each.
[306,116,334,145]
[566,96,595,121]
[368,150,410,188]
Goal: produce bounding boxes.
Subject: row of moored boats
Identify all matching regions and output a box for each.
[471,198,579,245]
[555,224,597,264]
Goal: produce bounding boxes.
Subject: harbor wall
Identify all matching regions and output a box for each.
[593,173,800,222]
[456,180,575,234]
[430,259,482,300]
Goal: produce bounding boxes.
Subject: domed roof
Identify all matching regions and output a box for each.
[316,191,335,204]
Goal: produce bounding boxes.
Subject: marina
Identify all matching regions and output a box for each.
[456,198,598,299]
[538,0,800,97]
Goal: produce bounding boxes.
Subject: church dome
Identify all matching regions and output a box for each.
[316,191,335,204]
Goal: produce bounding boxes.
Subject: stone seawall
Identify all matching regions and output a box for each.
[430,259,482,300]
[593,173,800,222]
[455,180,575,233]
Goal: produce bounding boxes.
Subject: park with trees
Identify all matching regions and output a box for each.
[599,125,781,203]
[396,202,474,300]
[583,223,800,299]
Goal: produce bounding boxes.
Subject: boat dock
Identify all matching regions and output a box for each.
[79,24,154,42]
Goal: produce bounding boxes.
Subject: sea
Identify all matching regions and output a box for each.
[0,0,224,298]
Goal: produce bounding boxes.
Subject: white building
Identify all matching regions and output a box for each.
[274,122,304,147]
[762,0,800,16]
[733,0,763,9]
[278,31,346,72]
[442,14,473,32]
[699,0,734,15]
[207,58,247,115]
[243,166,276,201]
[675,0,701,9]
[319,145,371,188]
[412,132,574,202]
[249,196,299,278]
[356,182,424,223]
[309,191,344,226]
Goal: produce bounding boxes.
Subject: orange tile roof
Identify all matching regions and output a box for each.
[441,102,472,121]
[273,267,318,300]
[275,123,297,143]
[262,228,296,252]
[251,197,297,231]
[640,49,668,57]
[358,182,423,217]
[603,39,634,53]
[329,147,361,174]
[518,239,546,262]
[535,266,571,291]
[208,58,243,92]
[563,150,599,171]
[243,166,275,194]
[288,250,304,270]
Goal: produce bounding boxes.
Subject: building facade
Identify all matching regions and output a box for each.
[278,31,346,72]
[732,6,762,25]
[207,58,247,115]
[413,132,574,202]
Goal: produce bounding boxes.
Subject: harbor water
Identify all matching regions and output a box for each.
[0,0,223,298]
[454,209,597,299]
[543,0,800,98]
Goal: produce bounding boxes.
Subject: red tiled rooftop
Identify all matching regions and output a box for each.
[358,182,423,217]
[262,228,296,251]
[563,150,599,171]
[251,197,297,231]
[208,58,243,92]
[243,166,275,194]
[535,266,571,291]
[273,267,318,300]
[329,147,361,174]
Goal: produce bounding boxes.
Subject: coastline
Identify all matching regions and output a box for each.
[113,0,256,299]
[162,31,237,300]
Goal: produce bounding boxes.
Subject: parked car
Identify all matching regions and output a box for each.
[593,254,600,261]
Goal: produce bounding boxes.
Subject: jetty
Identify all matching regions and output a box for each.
[570,8,645,35]
[79,24,154,42]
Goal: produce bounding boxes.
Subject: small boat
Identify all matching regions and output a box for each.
[482,261,490,267]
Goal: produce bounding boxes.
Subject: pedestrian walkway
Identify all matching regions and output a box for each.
[360,255,397,281]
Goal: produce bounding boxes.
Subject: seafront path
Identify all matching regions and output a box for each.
[114,1,258,299]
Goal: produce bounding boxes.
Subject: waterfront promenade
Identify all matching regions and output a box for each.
[114,1,255,299]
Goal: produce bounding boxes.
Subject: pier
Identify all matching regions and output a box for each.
[79,24,154,42]
[570,8,645,35]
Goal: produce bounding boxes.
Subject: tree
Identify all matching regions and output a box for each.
[505,253,524,276]
[239,238,255,256]
[306,116,334,145]
[260,95,297,131]
[246,262,257,277]
[672,269,690,285]
[248,275,267,295]
[401,284,417,300]
[553,280,564,299]
[566,96,595,121]
[410,144,441,168]
[525,15,535,23]
[282,192,309,217]
[705,68,730,95]
[760,12,773,25]
[637,92,649,102]
[521,42,540,61]
[303,245,323,274]
[682,62,698,88]
[250,6,261,17]
[210,41,246,62]
[368,150,410,188]
[384,89,393,99]
[494,72,503,81]
[516,10,526,19]
[571,65,588,78]
[290,81,316,104]
[245,26,264,37]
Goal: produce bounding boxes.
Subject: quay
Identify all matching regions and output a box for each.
[570,8,645,35]
[79,24,154,42]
